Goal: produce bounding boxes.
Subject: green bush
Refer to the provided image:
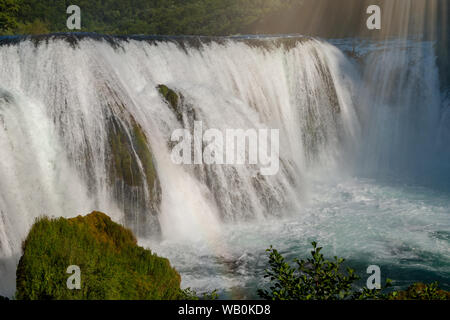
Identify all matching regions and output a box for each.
[0,0,19,33]
[389,282,450,300]
[16,211,181,300]
[258,242,391,300]
[258,242,450,300]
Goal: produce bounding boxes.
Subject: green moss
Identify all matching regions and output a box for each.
[16,211,181,300]
[157,84,182,121]
[107,116,159,191]
[132,123,158,200]
[108,117,140,187]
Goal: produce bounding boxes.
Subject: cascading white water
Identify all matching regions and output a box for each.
[0,35,448,297]
[0,36,360,296]
[357,40,444,180]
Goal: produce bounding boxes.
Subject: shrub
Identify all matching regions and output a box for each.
[389,282,450,300]
[258,242,391,300]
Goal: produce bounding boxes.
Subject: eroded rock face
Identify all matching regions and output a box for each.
[98,82,161,238]
[16,211,181,300]
[106,113,161,238]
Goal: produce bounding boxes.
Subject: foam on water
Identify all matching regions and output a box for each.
[145,176,450,298]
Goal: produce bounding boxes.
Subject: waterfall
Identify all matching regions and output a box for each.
[0,34,448,297]
[357,40,441,177]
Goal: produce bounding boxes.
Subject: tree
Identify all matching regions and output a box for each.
[0,0,19,33]
[12,0,299,36]
[15,19,50,35]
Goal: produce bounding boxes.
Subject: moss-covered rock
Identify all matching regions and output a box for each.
[108,116,157,191]
[132,123,158,197]
[157,84,182,121]
[16,211,181,300]
[106,114,161,237]
[108,117,138,187]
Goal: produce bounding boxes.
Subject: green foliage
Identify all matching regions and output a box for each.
[389,282,450,300]
[258,242,358,300]
[352,280,392,300]
[15,18,49,35]
[258,242,391,300]
[178,288,200,300]
[2,0,298,36]
[258,242,450,300]
[16,211,182,300]
[0,0,19,32]
[179,288,219,300]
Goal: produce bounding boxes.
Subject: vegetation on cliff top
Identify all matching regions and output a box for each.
[16,211,181,300]
[0,0,19,33]
[0,0,297,36]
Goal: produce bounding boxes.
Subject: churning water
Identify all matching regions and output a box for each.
[0,34,448,298]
